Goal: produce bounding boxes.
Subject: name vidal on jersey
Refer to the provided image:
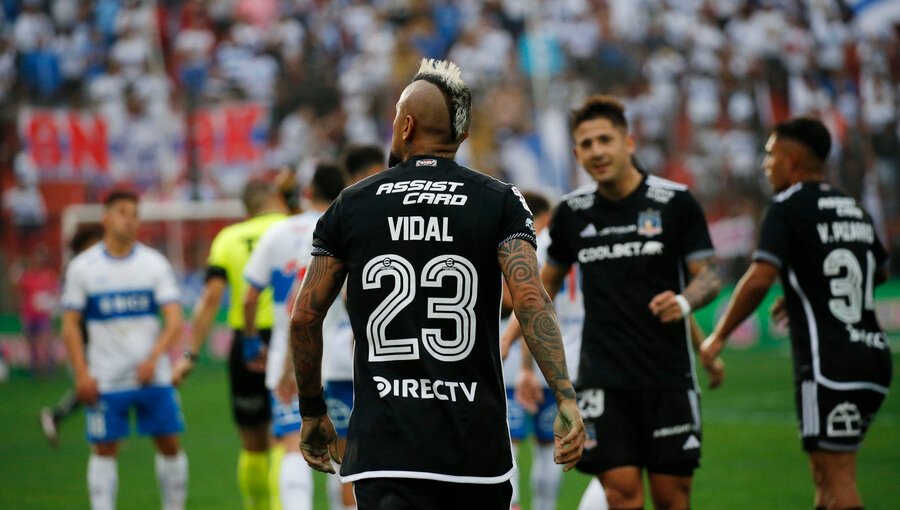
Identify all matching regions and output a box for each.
[373,376,477,402]
[388,216,453,242]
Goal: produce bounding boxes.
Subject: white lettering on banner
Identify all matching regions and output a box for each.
[577,241,665,263]
[373,376,477,402]
[388,216,453,242]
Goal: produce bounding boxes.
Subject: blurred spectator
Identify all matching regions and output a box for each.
[3,152,47,236]
[11,245,58,377]
[1,0,899,284]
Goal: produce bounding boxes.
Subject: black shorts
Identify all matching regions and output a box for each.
[353,478,512,510]
[227,329,272,427]
[576,388,701,476]
[795,379,888,452]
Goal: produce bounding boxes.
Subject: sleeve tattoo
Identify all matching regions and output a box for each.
[498,238,576,402]
[289,255,348,398]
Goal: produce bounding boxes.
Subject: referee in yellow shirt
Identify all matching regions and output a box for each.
[174,179,289,510]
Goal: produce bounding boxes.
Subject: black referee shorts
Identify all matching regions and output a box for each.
[353,477,512,510]
[227,328,272,427]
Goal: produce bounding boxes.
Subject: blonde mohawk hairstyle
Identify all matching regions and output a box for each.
[412,58,472,143]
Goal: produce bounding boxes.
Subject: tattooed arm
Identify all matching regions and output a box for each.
[498,238,584,470]
[649,256,722,323]
[289,254,348,473]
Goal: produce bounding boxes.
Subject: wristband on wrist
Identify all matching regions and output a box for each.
[183,350,198,362]
[674,294,692,317]
[299,389,328,417]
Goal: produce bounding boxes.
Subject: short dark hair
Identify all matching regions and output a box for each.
[521,191,551,218]
[103,188,139,208]
[311,162,347,203]
[570,95,628,134]
[771,117,832,162]
[69,223,104,253]
[342,145,385,179]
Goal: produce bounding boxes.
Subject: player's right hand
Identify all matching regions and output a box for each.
[769,296,788,328]
[299,415,341,474]
[171,357,194,385]
[241,334,267,372]
[553,398,585,472]
[75,374,99,405]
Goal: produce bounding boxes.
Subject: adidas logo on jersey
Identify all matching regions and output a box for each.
[580,224,597,237]
[682,435,700,450]
[373,376,478,402]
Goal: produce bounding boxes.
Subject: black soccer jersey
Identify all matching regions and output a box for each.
[546,174,715,391]
[311,155,536,483]
[753,182,892,394]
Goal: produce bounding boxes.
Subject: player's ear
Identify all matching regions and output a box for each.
[402,115,415,142]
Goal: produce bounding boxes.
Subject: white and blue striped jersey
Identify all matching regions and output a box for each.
[61,242,180,392]
[244,211,354,389]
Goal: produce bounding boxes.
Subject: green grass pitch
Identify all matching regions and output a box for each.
[1,349,897,509]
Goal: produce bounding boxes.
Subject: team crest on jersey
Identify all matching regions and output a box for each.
[637,209,663,237]
[416,159,437,167]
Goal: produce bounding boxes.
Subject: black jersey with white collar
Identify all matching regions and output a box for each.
[754,182,891,394]
[546,174,714,391]
[312,155,536,483]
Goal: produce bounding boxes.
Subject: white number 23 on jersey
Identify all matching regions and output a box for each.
[362,254,477,362]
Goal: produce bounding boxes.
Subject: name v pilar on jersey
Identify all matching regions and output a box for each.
[547,175,716,391]
[754,182,892,391]
[312,156,536,481]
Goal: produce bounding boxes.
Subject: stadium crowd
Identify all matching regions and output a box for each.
[0,1,898,326]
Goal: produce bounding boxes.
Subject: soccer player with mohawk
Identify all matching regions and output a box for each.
[288,58,585,509]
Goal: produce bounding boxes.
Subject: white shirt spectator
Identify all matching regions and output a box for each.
[13,7,54,52]
[110,29,152,81]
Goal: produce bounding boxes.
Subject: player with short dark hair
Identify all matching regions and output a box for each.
[289,59,584,510]
[61,189,187,509]
[243,162,348,510]
[173,179,289,510]
[546,94,722,509]
[342,145,386,183]
[701,116,892,510]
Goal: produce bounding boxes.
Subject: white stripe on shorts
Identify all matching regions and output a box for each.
[688,389,701,431]
[802,381,819,437]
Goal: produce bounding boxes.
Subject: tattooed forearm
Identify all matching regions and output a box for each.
[289,255,347,398]
[498,239,575,402]
[682,257,722,310]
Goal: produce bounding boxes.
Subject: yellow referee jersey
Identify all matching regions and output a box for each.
[207,212,288,330]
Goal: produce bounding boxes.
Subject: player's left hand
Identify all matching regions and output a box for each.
[648,290,686,323]
[553,398,585,472]
[136,358,156,385]
[704,355,725,389]
[299,414,341,474]
[699,334,725,367]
